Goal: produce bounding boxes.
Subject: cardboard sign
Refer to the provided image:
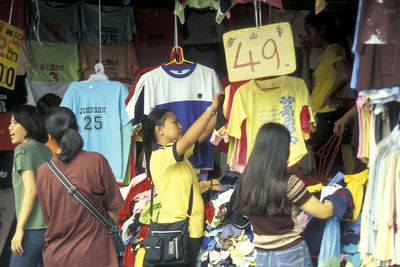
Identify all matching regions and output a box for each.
[223,22,296,82]
[0,19,24,90]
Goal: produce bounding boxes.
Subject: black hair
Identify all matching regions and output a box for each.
[36,93,62,116]
[142,108,171,150]
[45,107,83,162]
[233,123,291,216]
[305,10,351,62]
[142,109,171,175]
[11,104,48,143]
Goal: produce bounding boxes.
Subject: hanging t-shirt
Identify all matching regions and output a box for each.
[80,4,136,45]
[0,0,26,39]
[182,9,225,45]
[25,41,80,82]
[79,43,138,80]
[25,79,70,105]
[26,1,81,43]
[133,8,173,45]
[60,80,131,181]
[227,76,315,167]
[143,63,222,169]
[311,43,347,113]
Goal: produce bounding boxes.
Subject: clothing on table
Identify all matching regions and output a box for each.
[36,151,125,267]
[61,79,131,182]
[150,142,204,238]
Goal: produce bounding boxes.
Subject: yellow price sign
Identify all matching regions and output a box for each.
[0,19,24,90]
[223,23,296,82]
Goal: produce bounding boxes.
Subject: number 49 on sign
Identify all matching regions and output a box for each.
[223,22,296,82]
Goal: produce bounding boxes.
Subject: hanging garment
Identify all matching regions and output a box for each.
[127,63,222,169]
[227,76,316,167]
[25,40,80,82]
[26,1,81,43]
[80,3,136,45]
[60,79,131,181]
[25,79,70,105]
[79,43,139,80]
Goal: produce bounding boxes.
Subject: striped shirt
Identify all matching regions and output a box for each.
[248,175,312,250]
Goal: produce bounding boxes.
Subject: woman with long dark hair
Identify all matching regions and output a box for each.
[233,123,335,266]
[36,107,124,267]
[8,104,52,267]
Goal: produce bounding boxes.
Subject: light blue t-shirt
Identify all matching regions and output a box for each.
[61,79,130,181]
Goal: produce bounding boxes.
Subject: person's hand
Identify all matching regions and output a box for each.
[210,92,225,113]
[321,94,341,109]
[334,115,349,136]
[299,35,311,57]
[11,228,24,256]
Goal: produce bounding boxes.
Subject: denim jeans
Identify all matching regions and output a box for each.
[9,229,45,267]
[255,240,313,267]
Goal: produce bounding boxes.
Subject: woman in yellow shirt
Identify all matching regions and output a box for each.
[142,92,223,266]
[300,10,351,175]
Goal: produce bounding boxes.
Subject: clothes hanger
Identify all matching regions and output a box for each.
[252,0,280,90]
[165,46,193,66]
[164,14,193,66]
[87,0,108,82]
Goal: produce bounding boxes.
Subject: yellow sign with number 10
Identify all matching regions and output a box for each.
[0,19,23,90]
[223,22,296,82]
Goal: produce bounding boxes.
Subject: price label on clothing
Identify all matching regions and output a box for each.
[223,23,296,82]
[0,19,23,90]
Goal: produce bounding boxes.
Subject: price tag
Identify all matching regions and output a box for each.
[0,19,23,90]
[223,23,296,82]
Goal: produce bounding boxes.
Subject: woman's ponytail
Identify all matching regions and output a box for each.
[45,107,83,162]
[57,127,84,162]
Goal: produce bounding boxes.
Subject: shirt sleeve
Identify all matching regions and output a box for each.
[60,82,75,110]
[14,147,34,173]
[328,44,348,65]
[227,89,247,140]
[287,175,312,206]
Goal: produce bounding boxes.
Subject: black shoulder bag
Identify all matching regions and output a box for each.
[47,159,125,255]
[141,148,193,266]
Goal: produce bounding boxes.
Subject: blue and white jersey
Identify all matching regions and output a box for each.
[128,63,222,169]
[61,80,130,181]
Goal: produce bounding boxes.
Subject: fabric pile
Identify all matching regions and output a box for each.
[200,172,256,267]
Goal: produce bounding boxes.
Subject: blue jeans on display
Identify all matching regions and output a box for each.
[255,240,313,267]
[9,229,45,267]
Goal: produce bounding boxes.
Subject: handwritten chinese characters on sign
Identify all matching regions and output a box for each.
[0,20,23,90]
[223,23,296,82]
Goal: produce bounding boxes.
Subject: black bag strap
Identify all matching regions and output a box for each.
[47,159,116,232]
[144,147,193,221]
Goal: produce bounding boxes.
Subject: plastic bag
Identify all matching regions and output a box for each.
[317,216,341,267]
